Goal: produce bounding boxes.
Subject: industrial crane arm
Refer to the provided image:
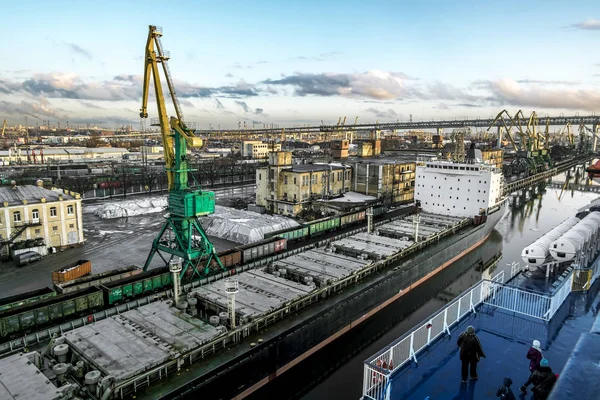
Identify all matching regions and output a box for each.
[487,110,519,151]
[170,117,203,148]
[140,25,175,190]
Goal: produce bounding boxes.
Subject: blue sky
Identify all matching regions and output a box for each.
[1,0,599,128]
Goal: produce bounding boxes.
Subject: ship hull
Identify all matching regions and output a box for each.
[159,202,508,400]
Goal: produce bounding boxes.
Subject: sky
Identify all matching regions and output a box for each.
[1,0,600,129]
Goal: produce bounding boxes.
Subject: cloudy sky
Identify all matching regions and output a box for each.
[1,0,600,129]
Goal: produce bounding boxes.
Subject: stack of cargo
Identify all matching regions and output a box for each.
[481,149,504,169]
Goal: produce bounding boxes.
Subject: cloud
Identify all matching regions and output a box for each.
[0,98,67,120]
[65,43,94,61]
[235,100,250,113]
[225,73,234,78]
[235,101,265,115]
[482,78,600,111]
[214,98,225,109]
[571,19,600,30]
[263,70,415,100]
[80,101,105,109]
[365,107,398,119]
[1,72,261,101]
[516,79,580,85]
[289,52,345,61]
[456,103,483,108]
[67,115,138,126]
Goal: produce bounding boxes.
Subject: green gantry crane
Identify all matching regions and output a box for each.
[140,25,224,279]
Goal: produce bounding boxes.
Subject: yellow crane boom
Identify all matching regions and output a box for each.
[139,25,199,190]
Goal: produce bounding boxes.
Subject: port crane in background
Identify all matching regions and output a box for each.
[140,25,224,280]
[487,109,553,178]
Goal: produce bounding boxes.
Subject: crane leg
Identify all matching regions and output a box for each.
[143,215,225,281]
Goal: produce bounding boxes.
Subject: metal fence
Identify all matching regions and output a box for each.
[362,269,575,400]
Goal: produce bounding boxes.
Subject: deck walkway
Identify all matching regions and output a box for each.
[386,288,599,400]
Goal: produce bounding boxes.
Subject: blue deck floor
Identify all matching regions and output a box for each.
[388,289,600,400]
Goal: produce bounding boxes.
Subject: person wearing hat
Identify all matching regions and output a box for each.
[526,340,544,372]
[496,377,516,400]
[457,325,486,382]
[520,358,557,399]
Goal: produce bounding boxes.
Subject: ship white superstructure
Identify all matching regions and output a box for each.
[415,159,504,218]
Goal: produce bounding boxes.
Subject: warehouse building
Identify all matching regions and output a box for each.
[0,182,84,257]
[255,152,352,216]
[242,141,281,159]
[350,160,416,204]
[0,147,130,165]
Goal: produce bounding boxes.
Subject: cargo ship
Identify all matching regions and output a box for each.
[0,149,508,400]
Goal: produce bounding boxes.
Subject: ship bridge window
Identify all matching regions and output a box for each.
[460,167,465,170]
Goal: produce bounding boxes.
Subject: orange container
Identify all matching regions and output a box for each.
[52,260,92,284]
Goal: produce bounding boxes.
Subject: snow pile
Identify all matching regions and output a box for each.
[90,198,299,244]
[318,191,377,203]
[201,205,299,244]
[92,197,168,219]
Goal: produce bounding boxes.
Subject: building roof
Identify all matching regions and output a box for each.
[290,163,349,173]
[0,185,75,206]
[0,147,129,156]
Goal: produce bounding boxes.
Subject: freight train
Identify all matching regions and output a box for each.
[0,204,390,340]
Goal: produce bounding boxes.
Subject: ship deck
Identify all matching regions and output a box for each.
[380,282,600,400]
[132,217,492,399]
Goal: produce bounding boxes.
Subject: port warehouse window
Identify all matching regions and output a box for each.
[13,211,20,223]
[32,209,39,221]
[50,207,57,217]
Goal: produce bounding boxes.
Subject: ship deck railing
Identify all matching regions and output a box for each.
[361,265,580,400]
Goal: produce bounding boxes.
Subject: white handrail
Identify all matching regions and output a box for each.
[362,271,575,400]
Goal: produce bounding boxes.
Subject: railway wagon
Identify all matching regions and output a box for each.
[54,265,142,294]
[210,248,242,269]
[51,260,92,284]
[0,287,56,313]
[340,210,366,227]
[373,205,388,216]
[307,216,341,237]
[237,237,287,264]
[264,226,309,241]
[101,268,171,306]
[0,288,104,339]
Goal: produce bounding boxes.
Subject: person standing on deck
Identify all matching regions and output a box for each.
[520,358,557,399]
[457,325,486,383]
[526,340,544,372]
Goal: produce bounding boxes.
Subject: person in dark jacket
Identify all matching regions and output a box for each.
[526,340,544,372]
[519,358,557,399]
[457,325,486,382]
[496,377,516,400]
